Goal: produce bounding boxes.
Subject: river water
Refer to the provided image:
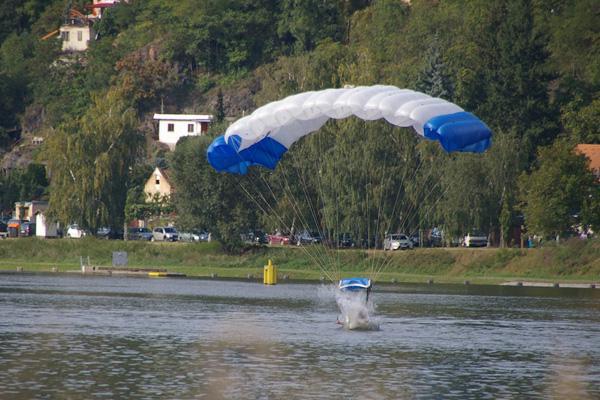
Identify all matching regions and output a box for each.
[1,274,599,399]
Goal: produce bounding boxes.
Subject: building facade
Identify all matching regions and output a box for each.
[60,24,94,52]
[15,201,48,221]
[144,167,173,202]
[153,114,213,149]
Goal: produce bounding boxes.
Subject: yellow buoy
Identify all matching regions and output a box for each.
[263,259,277,285]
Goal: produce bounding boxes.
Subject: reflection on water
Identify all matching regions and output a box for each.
[0,274,599,399]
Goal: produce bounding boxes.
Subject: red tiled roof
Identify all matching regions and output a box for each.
[576,144,600,171]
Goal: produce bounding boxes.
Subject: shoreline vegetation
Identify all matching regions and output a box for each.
[0,238,598,285]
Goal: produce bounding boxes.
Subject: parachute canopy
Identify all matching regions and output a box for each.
[339,278,372,292]
[207,85,492,174]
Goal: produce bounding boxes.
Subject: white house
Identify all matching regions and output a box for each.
[35,212,58,238]
[153,113,213,149]
[60,25,94,51]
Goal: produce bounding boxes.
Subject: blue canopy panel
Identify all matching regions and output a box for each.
[207,135,251,174]
[237,135,288,170]
[423,112,492,153]
[339,277,372,291]
[207,135,288,175]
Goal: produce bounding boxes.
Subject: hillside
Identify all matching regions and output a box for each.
[0,0,598,255]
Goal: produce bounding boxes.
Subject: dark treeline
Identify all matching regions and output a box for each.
[0,0,598,249]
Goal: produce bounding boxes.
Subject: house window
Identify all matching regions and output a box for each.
[155,175,160,185]
[167,123,174,132]
[62,31,70,41]
[77,31,83,41]
[200,122,209,133]
[188,124,194,133]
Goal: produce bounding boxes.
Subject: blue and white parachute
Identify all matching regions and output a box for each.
[207,85,492,174]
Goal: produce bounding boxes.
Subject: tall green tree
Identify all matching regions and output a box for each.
[456,0,558,157]
[518,140,599,238]
[416,34,454,99]
[45,88,144,232]
[215,89,225,123]
[170,135,258,253]
[278,0,344,53]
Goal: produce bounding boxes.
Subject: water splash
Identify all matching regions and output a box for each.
[335,286,380,331]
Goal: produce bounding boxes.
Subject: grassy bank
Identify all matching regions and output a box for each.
[0,237,598,284]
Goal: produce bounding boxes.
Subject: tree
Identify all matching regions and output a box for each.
[455,0,558,158]
[45,88,144,232]
[416,34,454,99]
[19,163,48,200]
[278,0,344,53]
[215,88,225,123]
[170,135,258,253]
[518,140,599,238]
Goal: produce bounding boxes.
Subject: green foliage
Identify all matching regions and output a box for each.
[0,0,54,44]
[0,163,48,212]
[416,34,454,99]
[278,0,344,53]
[518,140,599,237]
[453,0,558,157]
[45,88,144,232]
[170,135,259,253]
[3,238,598,281]
[561,96,600,144]
[215,89,225,123]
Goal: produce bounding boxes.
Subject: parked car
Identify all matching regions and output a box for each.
[383,233,413,250]
[127,227,153,241]
[97,227,124,240]
[7,219,24,237]
[267,231,290,245]
[429,228,443,247]
[179,230,209,242]
[66,224,87,238]
[241,230,267,245]
[198,231,210,241]
[462,230,488,247]
[337,233,355,248]
[0,221,8,238]
[294,230,321,246]
[322,233,356,248]
[152,227,178,242]
[19,222,36,237]
[409,234,420,247]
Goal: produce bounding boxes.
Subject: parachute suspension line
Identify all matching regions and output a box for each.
[258,170,338,282]
[371,182,453,282]
[239,178,337,283]
[369,124,405,279]
[378,179,449,282]
[373,154,439,278]
[321,125,343,282]
[256,136,340,283]
[364,127,380,280]
[287,146,339,277]
[371,157,397,279]
[272,159,336,278]
[315,125,341,281]
[371,142,427,281]
[399,174,443,236]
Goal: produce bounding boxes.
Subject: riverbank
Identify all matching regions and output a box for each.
[0,237,598,284]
